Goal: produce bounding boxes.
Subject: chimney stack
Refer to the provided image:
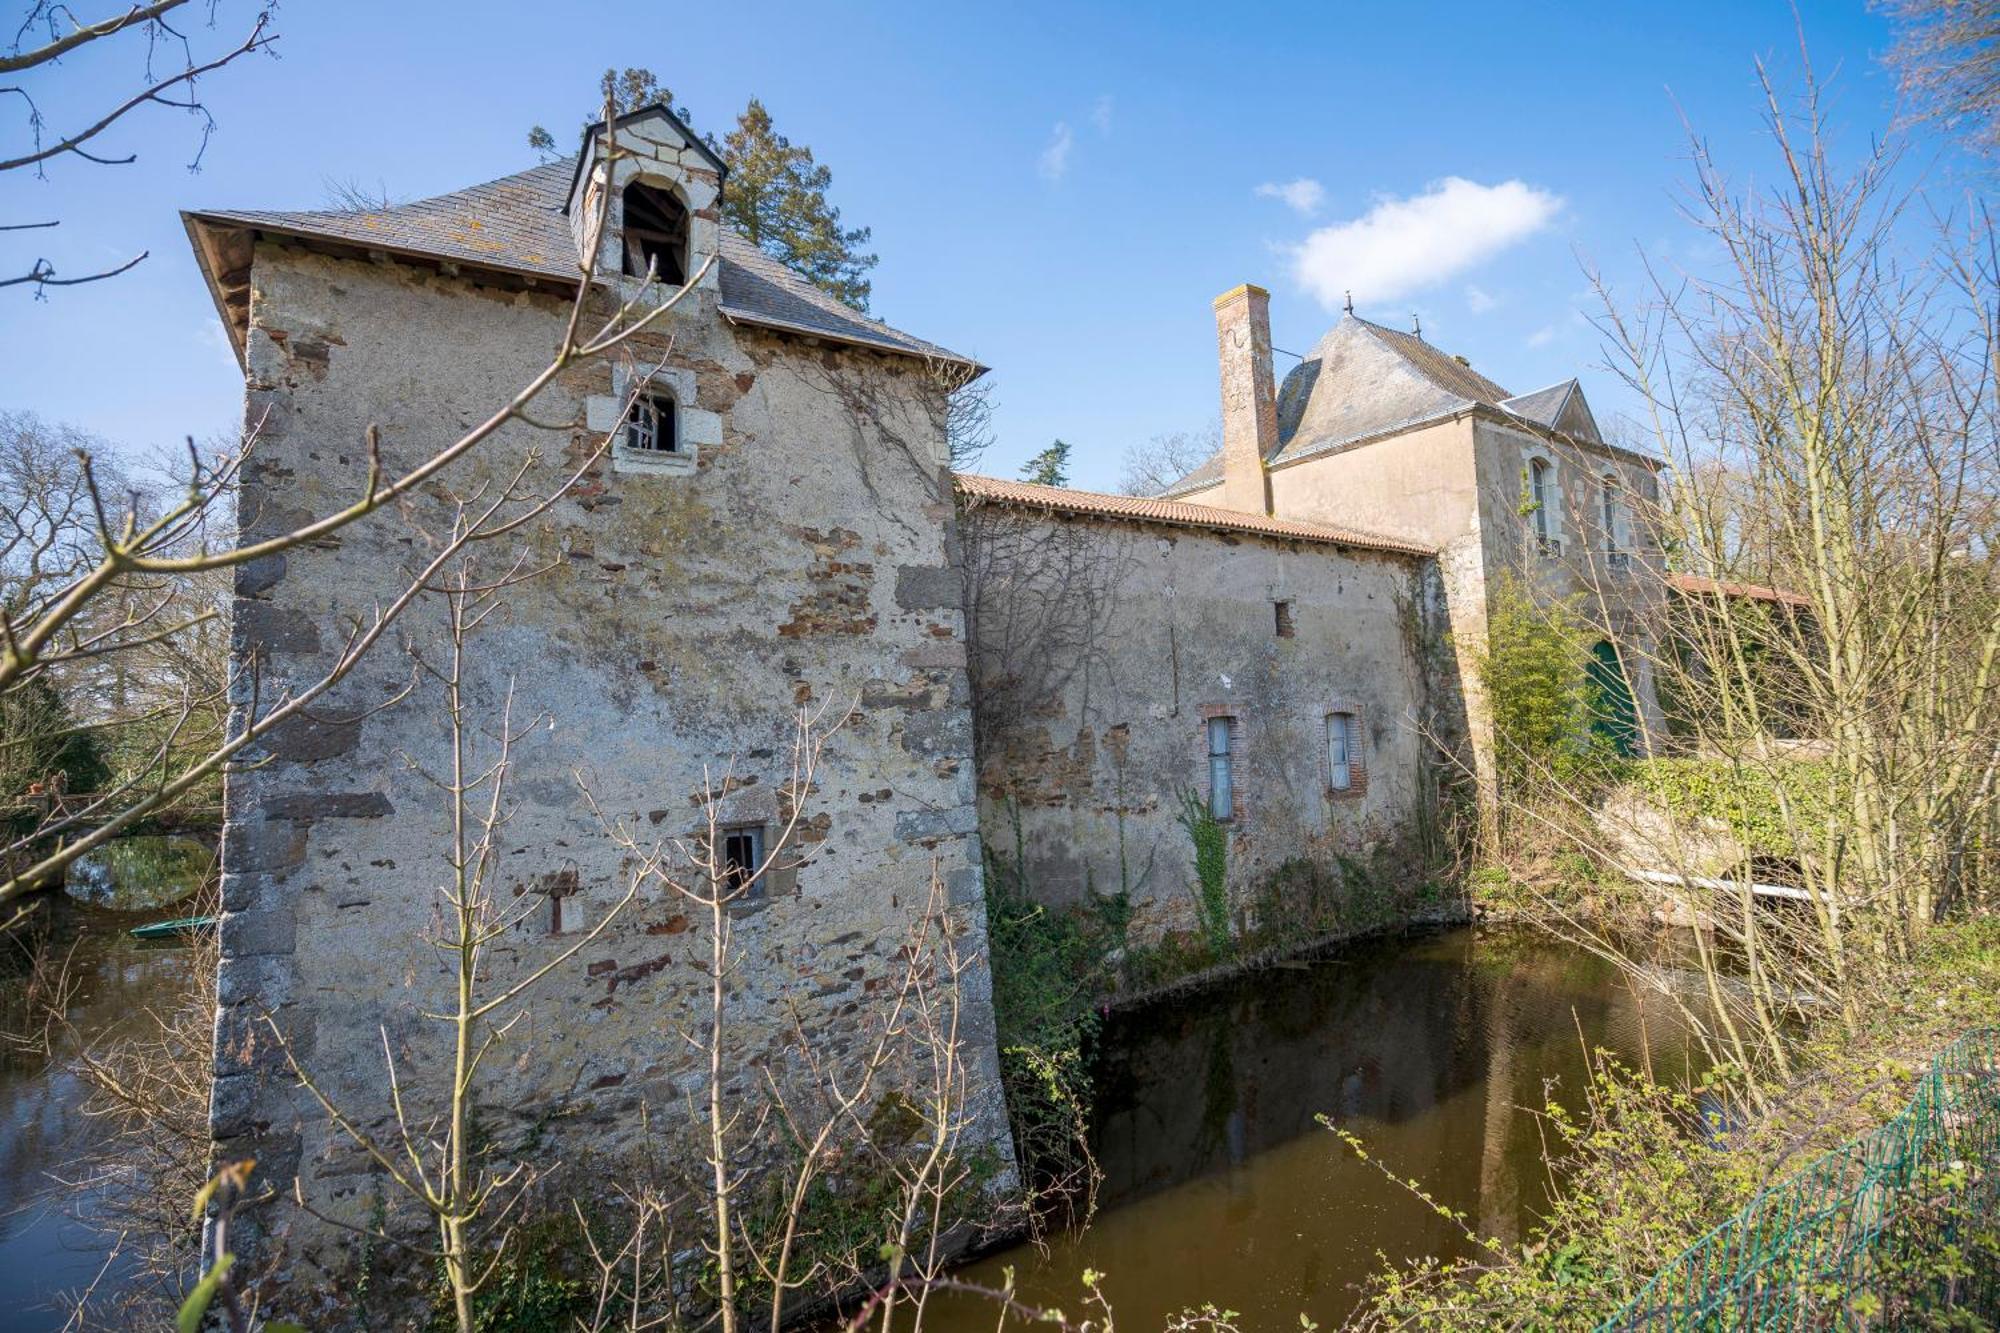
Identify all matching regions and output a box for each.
[1213,284,1277,515]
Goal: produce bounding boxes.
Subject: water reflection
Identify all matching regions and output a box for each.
[0,896,197,1331]
[933,926,1699,1330]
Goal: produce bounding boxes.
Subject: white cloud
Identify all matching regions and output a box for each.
[1465,284,1497,314]
[1286,177,1562,309]
[1255,177,1326,217]
[1038,122,1074,181]
[1527,324,1557,348]
[1091,95,1114,135]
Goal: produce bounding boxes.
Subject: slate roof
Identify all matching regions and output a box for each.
[955,474,1435,557]
[1160,316,1641,498]
[183,157,973,366]
[1499,380,1575,427]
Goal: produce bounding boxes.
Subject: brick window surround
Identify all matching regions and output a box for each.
[1198,704,1245,822]
[1325,698,1369,800]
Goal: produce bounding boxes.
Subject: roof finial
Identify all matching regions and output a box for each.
[1343,290,1354,315]
[1412,312,1423,339]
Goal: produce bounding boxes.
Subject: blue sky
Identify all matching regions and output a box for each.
[0,1,1953,491]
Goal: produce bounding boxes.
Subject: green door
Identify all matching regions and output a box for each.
[1588,640,1639,758]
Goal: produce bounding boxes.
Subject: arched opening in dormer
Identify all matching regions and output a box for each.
[621,179,689,284]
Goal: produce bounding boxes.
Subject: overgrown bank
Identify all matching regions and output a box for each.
[982,796,1466,1223]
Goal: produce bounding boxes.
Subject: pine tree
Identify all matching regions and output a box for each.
[720,99,878,312]
[530,74,880,312]
[1020,440,1073,488]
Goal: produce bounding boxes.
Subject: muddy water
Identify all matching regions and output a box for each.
[927,925,1700,1330]
[0,896,199,1331]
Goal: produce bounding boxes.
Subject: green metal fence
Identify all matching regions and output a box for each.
[1603,1027,2000,1330]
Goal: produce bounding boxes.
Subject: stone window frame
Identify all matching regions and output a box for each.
[1325,697,1369,801]
[619,176,691,286]
[586,364,722,478]
[701,817,802,909]
[1198,703,1245,824]
[1525,451,1563,558]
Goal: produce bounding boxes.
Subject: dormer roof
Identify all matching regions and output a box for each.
[564,102,727,212]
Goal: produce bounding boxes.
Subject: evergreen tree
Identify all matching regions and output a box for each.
[720,99,878,311]
[530,73,880,312]
[1020,440,1073,488]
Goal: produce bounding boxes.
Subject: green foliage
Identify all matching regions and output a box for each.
[429,1211,593,1333]
[1474,577,1620,798]
[984,808,1127,1213]
[1018,439,1074,488]
[721,98,878,311]
[1,677,109,831]
[1628,756,1833,859]
[1175,788,1232,957]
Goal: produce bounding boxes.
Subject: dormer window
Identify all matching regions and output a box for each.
[621,181,688,285]
[626,391,679,455]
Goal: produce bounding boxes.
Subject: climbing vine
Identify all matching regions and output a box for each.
[1176,788,1232,958]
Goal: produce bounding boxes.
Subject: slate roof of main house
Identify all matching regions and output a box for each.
[956,474,1435,557]
[183,158,973,367]
[1161,315,1650,498]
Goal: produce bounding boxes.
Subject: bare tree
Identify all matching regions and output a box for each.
[1880,0,2000,162]
[4,1,279,293]
[1478,49,2000,1098]
[0,105,711,919]
[1117,422,1218,497]
[271,530,647,1333]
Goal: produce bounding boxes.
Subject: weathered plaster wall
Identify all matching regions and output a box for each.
[962,505,1448,942]
[215,241,1014,1297]
[1469,419,1669,742]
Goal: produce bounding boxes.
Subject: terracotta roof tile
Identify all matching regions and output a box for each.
[955,474,1435,557]
[1666,572,1811,607]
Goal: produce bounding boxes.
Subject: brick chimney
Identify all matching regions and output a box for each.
[1213,284,1277,514]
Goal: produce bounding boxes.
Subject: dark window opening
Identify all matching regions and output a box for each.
[626,392,678,454]
[1274,600,1296,638]
[721,825,766,896]
[622,181,689,284]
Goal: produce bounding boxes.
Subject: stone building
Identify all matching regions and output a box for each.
[182,105,1660,1290]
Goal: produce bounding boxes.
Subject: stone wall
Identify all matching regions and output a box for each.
[961,503,1452,943]
[214,241,1015,1300]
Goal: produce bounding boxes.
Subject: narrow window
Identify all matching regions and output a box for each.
[621,181,689,284]
[1206,716,1234,820]
[720,825,765,896]
[1274,600,1295,638]
[626,391,678,455]
[1602,472,1628,568]
[1529,459,1551,541]
[1328,712,1360,792]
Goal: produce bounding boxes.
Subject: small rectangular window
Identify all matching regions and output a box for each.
[720,824,765,896]
[626,393,678,454]
[1329,712,1360,792]
[1274,600,1295,638]
[1207,716,1234,820]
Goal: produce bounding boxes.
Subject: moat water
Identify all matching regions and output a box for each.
[0,907,1697,1329]
[920,924,1699,1330]
[1,895,199,1330]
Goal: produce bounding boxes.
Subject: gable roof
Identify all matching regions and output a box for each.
[1161,315,1646,498]
[565,103,727,206]
[955,474,1435,557]
[182,157,974,369]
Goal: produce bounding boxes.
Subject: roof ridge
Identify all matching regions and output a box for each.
[955,474,1434,557]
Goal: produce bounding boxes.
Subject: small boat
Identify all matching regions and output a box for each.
[129,915,217,941]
